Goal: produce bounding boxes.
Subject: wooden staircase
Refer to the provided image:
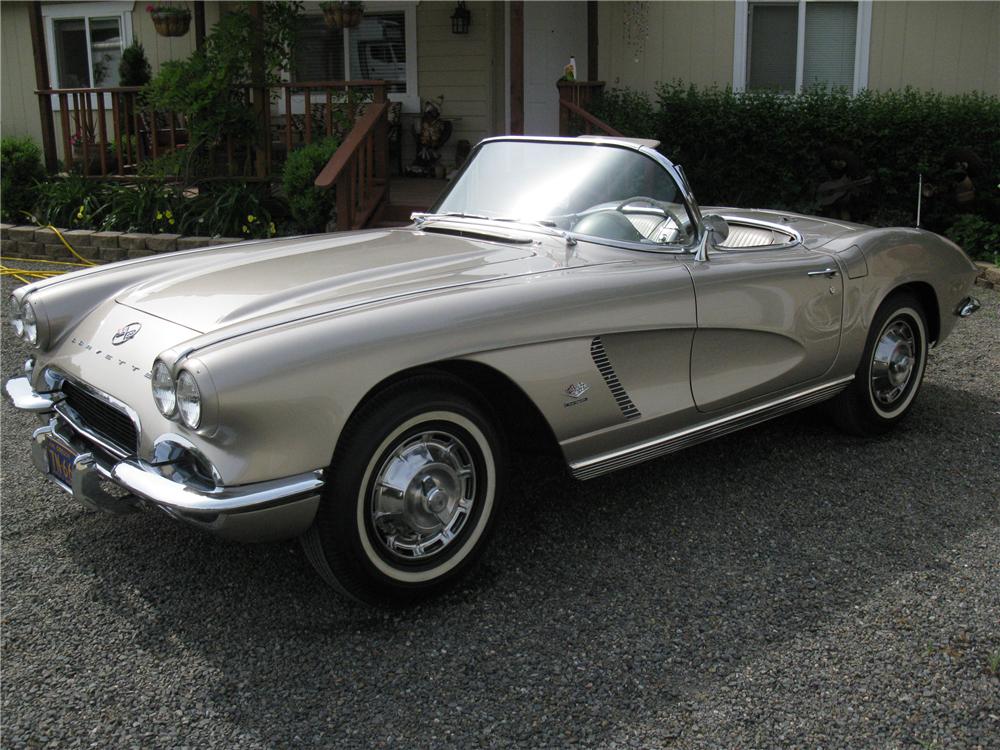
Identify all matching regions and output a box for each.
[369,177,449,228]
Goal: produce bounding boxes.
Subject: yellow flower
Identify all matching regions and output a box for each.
[165,210,173,219]
[247,214,256,223]
[268,222,276,235]
[242,225,249,233]
[156,211,163,220]
[168,218,175,225]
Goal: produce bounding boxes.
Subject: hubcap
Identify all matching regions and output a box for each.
[871,319,917,407]
[369,430,476,561]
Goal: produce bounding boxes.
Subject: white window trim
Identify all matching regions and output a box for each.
[733,0,872,95]
[282,1,419,114]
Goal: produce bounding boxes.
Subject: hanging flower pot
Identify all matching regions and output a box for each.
[147,4,192,37]
[321,2,364,30]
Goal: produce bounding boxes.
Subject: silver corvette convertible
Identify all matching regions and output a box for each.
[5,136,982,604]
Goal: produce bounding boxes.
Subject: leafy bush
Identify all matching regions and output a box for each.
[176,182,277,238]
[31,174,106,228]
[590,84,1000,229]
[1,137,46,223]
[282,138,340,232]
[944,214,1000,263]
[119,41,152,87]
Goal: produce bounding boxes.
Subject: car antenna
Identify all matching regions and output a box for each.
[916,173,922,228]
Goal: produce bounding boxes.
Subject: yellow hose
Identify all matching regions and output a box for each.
[1,221,98,286]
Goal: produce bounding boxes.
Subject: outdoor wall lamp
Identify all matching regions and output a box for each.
[451,1,471,34]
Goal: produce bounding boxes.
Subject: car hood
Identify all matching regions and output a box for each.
[116,227,565,333]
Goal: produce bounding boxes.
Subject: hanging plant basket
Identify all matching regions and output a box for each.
[322,3,364,30]
[150,10,191,37]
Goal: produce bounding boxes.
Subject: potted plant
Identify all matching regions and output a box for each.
[320,1,364,30]
[147,3,191,37]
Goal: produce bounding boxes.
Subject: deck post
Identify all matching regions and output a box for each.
[28,2,59,173]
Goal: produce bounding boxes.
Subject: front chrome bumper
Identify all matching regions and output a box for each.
[956,296,981,317]
[5,375,324,542]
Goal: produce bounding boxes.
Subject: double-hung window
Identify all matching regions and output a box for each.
[734,1,872,94]
[42,2,134,89]
[291,2,418,111]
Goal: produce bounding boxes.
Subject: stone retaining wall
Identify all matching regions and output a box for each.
[0,224,244,264]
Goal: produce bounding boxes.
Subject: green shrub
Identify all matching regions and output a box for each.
[590,83,1000,229]
[944,214,1000,263]
[31,174,108,228]
[282,138,340,232]
[119,41,151,87]
[1,137,46,223]
[177,182,277,238]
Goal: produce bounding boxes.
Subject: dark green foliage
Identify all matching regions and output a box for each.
[119,42,152,87]
[176,182,277,238]
[944,214,1000,263]
[282,138,341,232]
[31,174,106,228]
[1,137,46,223]
[590,83,1000,231]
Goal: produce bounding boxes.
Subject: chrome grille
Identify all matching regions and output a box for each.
[60,380,138,454]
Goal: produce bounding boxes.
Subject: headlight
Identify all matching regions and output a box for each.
[8,296,24,338]
[175,370,202,429]
[151,360,176,417]
[22,300,38,346]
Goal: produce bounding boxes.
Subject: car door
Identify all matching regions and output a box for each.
[686,244,843,412]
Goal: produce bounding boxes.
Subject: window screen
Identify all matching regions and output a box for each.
[803,2,858,90]
[747,4,798,91]
[350,12,407,93]
[53,16,123,88]
[293,18,346,82]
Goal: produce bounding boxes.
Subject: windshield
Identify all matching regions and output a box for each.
[435,140,696,247]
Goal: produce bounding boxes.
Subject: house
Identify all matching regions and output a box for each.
[1,1,996,224]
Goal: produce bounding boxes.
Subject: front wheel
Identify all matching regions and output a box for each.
[831,292,928,435]
[302,378,506,606]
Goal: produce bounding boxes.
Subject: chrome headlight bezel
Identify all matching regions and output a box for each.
[151,360,177,417]
[175,370,202,429]
[8,295,24,338]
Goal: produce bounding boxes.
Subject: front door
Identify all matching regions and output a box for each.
[522,1,588,135]
[687,245,843,412]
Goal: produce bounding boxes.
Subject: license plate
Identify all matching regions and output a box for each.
[46,439,77,487]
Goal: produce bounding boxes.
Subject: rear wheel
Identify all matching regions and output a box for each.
[302,377,506,606]
[831,292,928,435]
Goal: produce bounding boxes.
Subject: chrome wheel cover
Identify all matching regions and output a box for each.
[369,429,477,562]
[870,318,917,409]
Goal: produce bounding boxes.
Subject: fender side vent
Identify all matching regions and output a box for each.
[590,337,641,421]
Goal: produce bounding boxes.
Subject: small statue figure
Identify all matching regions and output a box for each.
[407,96,453,177]
[815,146,873,222]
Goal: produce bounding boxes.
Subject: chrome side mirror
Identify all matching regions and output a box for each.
[694,214,730,262]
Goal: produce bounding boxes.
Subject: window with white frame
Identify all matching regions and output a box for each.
[291,3,418,110]
[42,2,134,89]
[734,1,871,94]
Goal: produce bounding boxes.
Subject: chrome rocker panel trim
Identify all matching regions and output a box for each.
[6,376,324,542]
[570,376,854,480]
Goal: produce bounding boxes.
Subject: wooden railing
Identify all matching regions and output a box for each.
[557,80,623,138]
[314,95,389,231]
[35,80,388,180]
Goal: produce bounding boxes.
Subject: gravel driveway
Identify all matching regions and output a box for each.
[2,266,998,749]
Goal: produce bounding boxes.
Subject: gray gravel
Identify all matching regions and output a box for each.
[2,265,998,749]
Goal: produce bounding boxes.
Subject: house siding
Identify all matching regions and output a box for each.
[596,1,736,95]
[867,1,999,95]
[413,0,502,169]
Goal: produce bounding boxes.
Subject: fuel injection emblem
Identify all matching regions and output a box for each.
[564,382,590,407]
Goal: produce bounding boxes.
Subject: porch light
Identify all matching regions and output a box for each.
[451,2,471,34]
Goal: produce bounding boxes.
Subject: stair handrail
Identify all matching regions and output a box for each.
[315,99,390,230]
[558,99,624,137]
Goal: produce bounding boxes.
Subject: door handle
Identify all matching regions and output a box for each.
[807,267,838,278]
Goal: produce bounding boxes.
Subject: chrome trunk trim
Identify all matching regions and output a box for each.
[570,376,854,480]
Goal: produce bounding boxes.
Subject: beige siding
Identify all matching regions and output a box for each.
[414,0,501,167]
[868,1,999,95]
[132,1,223,75]
[1,2,44,144]
[597,1,735,95]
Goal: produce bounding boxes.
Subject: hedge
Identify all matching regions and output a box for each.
[591,83,1000,259]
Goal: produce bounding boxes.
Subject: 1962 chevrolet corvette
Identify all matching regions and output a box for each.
[5,136,982,604]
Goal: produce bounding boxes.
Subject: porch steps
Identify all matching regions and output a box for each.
[365,177,449,229]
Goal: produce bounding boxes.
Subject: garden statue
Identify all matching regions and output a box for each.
[815,146,873,222]
[407,96,452,177]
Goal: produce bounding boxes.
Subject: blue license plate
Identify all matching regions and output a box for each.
[46,439,77,487]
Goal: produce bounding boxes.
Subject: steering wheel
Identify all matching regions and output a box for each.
[615,196,689,242]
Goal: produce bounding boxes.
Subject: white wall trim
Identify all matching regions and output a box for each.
[732,0,748,92]
[853,0,873,93]
[794,0,806,92]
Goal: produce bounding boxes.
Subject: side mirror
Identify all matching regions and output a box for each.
[694,214,730,261]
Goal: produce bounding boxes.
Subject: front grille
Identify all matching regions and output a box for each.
[61,380,138,454]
